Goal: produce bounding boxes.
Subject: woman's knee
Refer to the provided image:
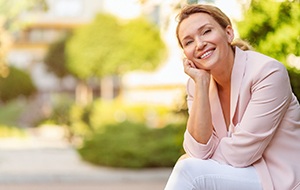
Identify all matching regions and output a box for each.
[177,154,190,161]
[165,157,197,190]
[173,156,199,174]
[174,157,219,178]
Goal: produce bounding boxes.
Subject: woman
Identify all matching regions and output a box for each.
[165,4,300,190]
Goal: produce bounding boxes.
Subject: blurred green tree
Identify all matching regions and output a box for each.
[66,14,121,79]
[237,0,300,62]
[0,66,36,103]
[112,17,166,73]
[66,13,166,103]
[44,34,71,78]
[66,14,166,78]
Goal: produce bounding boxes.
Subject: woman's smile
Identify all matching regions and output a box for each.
[197,49,215,59]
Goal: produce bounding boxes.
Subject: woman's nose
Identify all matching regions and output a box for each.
[196,39,207,50]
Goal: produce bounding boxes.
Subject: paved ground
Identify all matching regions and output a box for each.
[0,127,172,190]
[0,182,167,190]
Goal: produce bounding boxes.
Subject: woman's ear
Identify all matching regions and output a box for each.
[225,25,234,43]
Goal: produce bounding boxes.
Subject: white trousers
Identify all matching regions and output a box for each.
[164,158,262,190]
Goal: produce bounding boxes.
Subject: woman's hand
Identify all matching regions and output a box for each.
[183,58,211,88]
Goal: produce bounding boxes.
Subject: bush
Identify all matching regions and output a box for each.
[0,66,36,102]
[287,66,300,102]
[68,103,94,140]
[78,121,185,168]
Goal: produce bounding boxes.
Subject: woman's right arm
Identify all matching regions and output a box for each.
[186,77,213,144]
[182,59,216,158]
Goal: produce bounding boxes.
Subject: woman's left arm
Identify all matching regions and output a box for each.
[213,61,293,167]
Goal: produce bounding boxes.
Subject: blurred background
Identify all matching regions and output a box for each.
[0,0,299,189]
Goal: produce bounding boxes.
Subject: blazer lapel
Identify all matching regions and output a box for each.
[230,47,247,126]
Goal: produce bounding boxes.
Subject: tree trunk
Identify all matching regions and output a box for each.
[100,75,115,100]
[76,80,93,105]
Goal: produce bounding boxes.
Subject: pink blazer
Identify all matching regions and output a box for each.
[183,47,300,190]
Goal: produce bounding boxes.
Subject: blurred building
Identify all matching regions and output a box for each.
[8,0,105,93]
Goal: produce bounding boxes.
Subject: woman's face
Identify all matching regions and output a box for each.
[178,13,234,71]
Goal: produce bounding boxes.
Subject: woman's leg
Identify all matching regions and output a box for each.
[164,158,262,190]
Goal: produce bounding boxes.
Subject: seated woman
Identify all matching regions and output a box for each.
[165,4,300,190]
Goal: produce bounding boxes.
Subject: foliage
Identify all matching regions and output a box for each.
[89,99,174,130]
[287,67,300,101]
[38,96,187,168]
[44,34,72,78]
[66,14,120,79]
[0,99,26,126]
[0,66,36,102]
[60,98,181,142]
[115,17,166,72]
[78,121,185,168]
[66,13,166,80]
[237,0,300,63]
[68,104,94,139]
[73,99,186,168]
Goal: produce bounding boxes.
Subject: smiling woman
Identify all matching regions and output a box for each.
[164,4,300,190]
[178,12,234,74]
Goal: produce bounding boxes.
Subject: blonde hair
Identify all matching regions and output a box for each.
[176,4,251,50]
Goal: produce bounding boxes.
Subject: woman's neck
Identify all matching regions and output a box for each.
[212,47,235,89]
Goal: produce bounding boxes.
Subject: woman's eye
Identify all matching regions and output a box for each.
[185,41,193,46]
[203,29,211,35]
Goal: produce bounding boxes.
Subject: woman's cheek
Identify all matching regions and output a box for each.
[183,49,193,60]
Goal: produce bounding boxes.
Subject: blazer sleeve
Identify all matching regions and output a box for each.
[213,60,293,167]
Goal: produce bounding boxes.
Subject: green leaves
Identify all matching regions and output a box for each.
[0,66,36,102]
[66,13,166,79]
[44,35,71,78]
[119,17,166,72]
[237,0,300,63]
[78,121,184,168]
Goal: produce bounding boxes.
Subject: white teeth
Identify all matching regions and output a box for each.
[200,50,213,59]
